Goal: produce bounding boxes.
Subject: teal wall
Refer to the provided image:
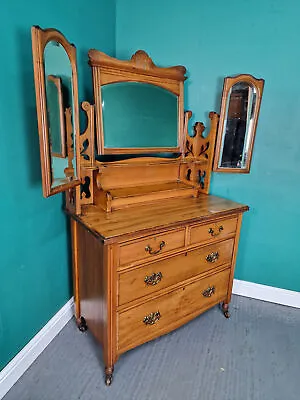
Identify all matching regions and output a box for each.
[0,0,115,370]
[116,0,300,292]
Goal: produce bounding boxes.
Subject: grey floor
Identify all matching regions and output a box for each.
[4,295,300,400]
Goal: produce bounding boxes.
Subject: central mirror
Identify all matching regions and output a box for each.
[89,49,186,155]
[101,82,178,149]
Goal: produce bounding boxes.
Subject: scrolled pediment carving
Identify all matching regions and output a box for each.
[88,49,186,81]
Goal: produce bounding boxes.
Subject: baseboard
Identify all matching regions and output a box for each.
[0,298,74,399]
[232,279,300,308]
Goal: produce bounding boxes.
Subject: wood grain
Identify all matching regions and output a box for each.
[77,222,118,370]
[73,195,248,242]
[118,268,230,353]
[189,217,238,245]
[119,228,185,266]
[118,239,234,305]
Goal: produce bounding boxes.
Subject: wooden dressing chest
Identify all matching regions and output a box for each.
[31,26,249,386]
[71,196,248,384]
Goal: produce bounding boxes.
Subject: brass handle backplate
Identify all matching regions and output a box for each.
[144,272,163,286]
[202,286,216,297]
[208,225,224,237]
[143,311,161,325]
[145,241,165,255]
[206,251,219,263]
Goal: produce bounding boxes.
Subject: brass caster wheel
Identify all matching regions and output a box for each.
[105,374,113,386]
[221,303,230,319]
[77,316,87,332]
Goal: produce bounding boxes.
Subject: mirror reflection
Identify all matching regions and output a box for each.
[44,40,76,188]
[101,82,178,149]
[219,81,256,169]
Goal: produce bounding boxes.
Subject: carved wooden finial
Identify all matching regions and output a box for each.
[130,50,155,70]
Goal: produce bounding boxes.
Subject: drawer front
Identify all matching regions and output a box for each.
[119,238,234,305]
[190,217,237,245]
[118,268,230,353]
[119,229,185,266]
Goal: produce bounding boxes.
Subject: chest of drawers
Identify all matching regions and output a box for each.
[70,195,248,385]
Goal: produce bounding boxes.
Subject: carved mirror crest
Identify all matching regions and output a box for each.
[213,74,264,173]
[31,26,81,196]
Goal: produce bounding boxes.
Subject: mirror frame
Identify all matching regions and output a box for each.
[31,26,81,197]
[88,49,186,155]
[213,74,264,173]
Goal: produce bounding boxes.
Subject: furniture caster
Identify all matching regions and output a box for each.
[77,316,88,332]
[105,374,113,386]
[105,366,114,386]
[222,303,230,319]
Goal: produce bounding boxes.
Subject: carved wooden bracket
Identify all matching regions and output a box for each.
[182,111,219,194]
[79,101,95,168]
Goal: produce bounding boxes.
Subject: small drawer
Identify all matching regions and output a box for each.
[119,229,185,266]
[190,217,237,245]
[118,238,234,305]
[118,268,230,353]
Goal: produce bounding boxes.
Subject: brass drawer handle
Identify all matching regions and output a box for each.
[202,286,216,297]
[206,251,219,263]
[144,272,163,286]
[145,241,165,255]
[208,225,224,237]
[143,311,161,325]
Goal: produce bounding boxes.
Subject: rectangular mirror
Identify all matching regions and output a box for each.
[31,26,81,196]
[88,49,186,155]
[213,74,264,173]
[101,82,178,149]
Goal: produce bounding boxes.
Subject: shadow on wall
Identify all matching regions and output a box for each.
[17,28,42,186]
[214,76,224,113]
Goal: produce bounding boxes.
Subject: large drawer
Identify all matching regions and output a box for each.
[118,268,230,353]
[189,217,237,245]
[118,238,234,305]
[119,228,185,266]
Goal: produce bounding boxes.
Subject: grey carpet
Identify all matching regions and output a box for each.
[4,295,300,400]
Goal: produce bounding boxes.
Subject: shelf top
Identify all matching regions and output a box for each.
[69,195,248,243]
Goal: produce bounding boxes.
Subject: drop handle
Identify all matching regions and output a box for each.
[145,241,165,255]
[144,272,163,286]
[206,251,219,263]
[202,286,216,297]
[143,311,161,325]
[208,225,224,237]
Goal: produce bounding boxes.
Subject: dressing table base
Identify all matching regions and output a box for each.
[69,196,248,386]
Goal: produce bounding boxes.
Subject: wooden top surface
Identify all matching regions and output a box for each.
[72,195,248,243]
[109,182,192,199]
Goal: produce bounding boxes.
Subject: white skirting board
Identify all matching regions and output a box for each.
[232,279,300,309]
[0,298,74,399]
[1,281,300,398]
